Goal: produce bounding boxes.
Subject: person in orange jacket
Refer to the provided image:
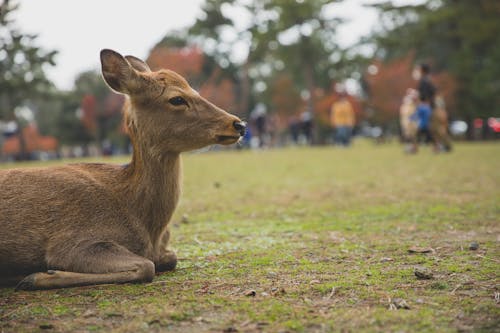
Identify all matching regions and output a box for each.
[330,91,355,146]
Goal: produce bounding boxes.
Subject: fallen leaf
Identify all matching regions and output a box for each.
[408,246,435,254]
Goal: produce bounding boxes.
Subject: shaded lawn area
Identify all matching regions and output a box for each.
[1,141,499,332]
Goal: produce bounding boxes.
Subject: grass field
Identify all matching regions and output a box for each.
[1,141,499,332]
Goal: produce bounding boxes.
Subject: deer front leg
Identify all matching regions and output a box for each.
[156,229,177,272]
[16,241,155,291]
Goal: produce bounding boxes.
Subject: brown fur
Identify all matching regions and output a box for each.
[0,49,244,290]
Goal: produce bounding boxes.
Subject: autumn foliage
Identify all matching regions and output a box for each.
[147,46,204,79]
[80,93,124,138]
[2,124,58,156]
[80,94,97,134]
[364,54,415,124]
[198,69,236,113]
[147,46,237,114]
[269,74,302,117]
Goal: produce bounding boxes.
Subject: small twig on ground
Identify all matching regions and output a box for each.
[476,254,500,263]
[326,287,336,300]
[450,284,462,294]
[193,236,203,245]
[420,300,441,307]
[1,308,20,321]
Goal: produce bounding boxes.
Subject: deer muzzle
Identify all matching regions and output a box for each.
[233,121,247,136]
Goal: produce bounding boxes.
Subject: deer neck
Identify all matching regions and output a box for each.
[122,132,182,245]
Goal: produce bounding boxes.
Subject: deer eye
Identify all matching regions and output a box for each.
[168,96,188,106]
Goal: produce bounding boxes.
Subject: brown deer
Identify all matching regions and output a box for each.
[0,49,246,290]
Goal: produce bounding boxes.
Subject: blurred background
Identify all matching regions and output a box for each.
[0,0,499,161]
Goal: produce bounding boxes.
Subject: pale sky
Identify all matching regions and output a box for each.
[13,0,420,90]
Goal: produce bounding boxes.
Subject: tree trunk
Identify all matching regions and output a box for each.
[238,60,251,119]
[302,61,317,144]
[0,136,4,162]
[16,121,29,161]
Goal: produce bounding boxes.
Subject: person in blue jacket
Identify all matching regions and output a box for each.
[409,93,432,153]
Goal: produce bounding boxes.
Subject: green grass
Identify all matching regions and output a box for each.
[1,141,499,332]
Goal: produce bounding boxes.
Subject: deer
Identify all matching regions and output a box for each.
[0,49,246,290]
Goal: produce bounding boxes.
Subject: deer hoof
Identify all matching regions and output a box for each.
[15,274,37,291]
[158,259,177,272]
[157,251,177,272]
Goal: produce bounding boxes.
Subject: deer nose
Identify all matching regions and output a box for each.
[233,121,247,136]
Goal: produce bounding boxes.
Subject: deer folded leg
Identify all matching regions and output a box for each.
[16,241,155,291]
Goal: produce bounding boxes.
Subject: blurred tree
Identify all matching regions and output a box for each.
[33,89,96,148]
[255,0,342,115]
[369,0,500,128]
[188,0,349,140]
[364,53,415,125]
[268,74,302,119]
[188,0,251,117]
[189,0,235,63]
[72,70,125,150]
[0,0,57,159]
[198,71,237,113]
[54,92,93,147]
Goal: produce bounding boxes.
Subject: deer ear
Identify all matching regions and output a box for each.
[100,49,135,94]
[125,55,151,73]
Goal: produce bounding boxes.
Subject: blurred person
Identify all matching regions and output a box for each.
[472,118,484,140]
[330,91,355,146]
[411,62,439,152]
[413,63,436,109]
[300,108,313,145]
[430,96,452,152]
[250,104,267,148]
[411,92,433,152]
[289,116,300,145]
[399,89,419,153]
[239,125,252,149]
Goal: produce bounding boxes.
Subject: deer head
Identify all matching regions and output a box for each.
[100,49,246,155]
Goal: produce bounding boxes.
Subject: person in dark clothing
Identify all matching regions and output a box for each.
[417,63,436,108]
